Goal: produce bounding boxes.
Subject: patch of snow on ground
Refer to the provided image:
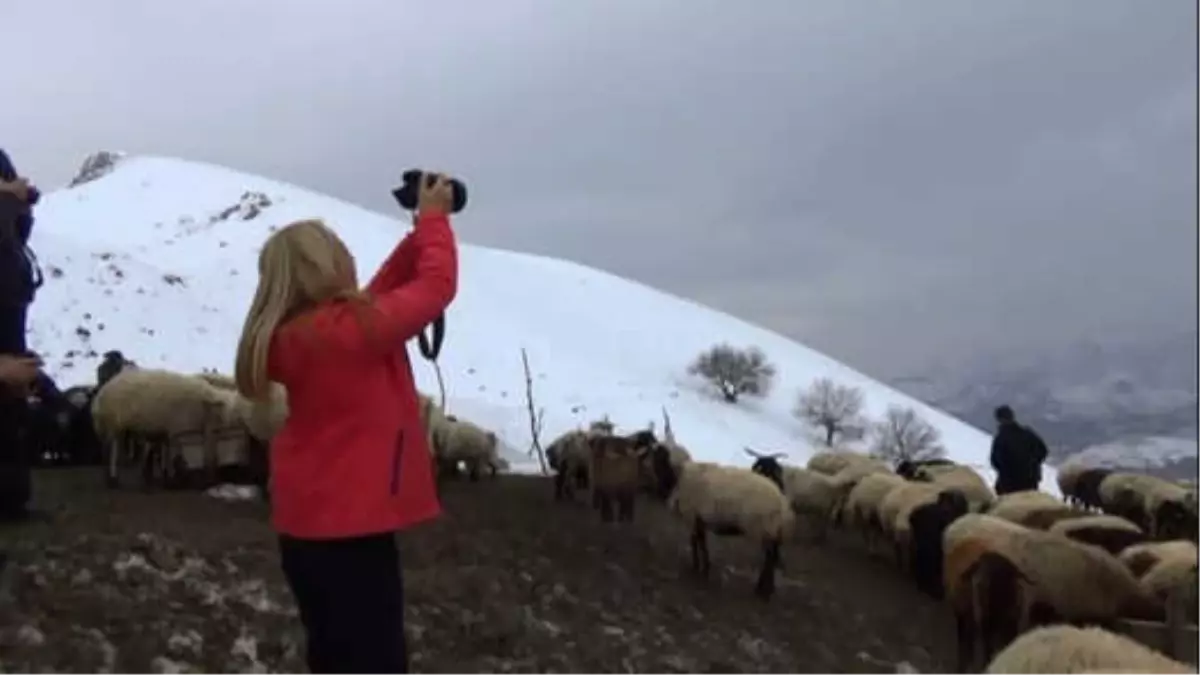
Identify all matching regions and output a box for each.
[29,154,1059,494]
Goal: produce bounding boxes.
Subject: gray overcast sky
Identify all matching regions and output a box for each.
[3,0,1196,378]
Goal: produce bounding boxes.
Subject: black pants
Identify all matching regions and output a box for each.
[279,532,408,674]
[0,303,30,516]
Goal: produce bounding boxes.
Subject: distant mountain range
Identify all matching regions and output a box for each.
[891,331,1198,480]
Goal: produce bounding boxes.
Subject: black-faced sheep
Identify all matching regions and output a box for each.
[1071,467,1113,511]
[588,431,657,523]
[746,449,840,542]
[1100,472,1199,540]
[96,350,135,388]
[1056,462,1089,507]
[984,624,1193,674]
[547,428,598,500]
[943,513,1165,671]
[895,457,957,479]
[907,489,971,598]
[1047,514,1147,555]
[650,447,795,600]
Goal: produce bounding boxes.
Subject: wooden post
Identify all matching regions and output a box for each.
[520,348,548,475]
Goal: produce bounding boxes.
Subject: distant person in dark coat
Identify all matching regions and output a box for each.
[989,404,1049,495]
[0,148,44,519]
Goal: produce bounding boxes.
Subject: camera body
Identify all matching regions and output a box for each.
[391,170,467,214]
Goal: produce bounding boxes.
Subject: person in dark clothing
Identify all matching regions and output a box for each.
[0,149,44,519]
[989,404,1049,495]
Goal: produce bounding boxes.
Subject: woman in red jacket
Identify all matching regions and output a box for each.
[234,174,458,673]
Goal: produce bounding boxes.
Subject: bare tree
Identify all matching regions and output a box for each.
[794,378,867,446]
[688,343,776,404]
[520,347,548,475]
[870,405,945,463]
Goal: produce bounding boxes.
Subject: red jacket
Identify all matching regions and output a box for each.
[266,212,457,539]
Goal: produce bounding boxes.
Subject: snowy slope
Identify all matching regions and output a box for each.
[27,154,1058,493]
[1068,435,1199,471]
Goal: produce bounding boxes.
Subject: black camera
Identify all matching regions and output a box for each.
[391,170,468,214]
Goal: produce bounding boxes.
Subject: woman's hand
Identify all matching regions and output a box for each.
[416,173,454,218]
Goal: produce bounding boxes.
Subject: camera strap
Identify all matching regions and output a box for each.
[418,312,445,361]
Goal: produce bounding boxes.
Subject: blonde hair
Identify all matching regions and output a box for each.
[235,219,362,399]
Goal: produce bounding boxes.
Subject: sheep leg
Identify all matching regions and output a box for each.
[689,519,710,578]
[468,461,480,482]
[597,491,614,523]
[553,470,566,501]
[953,611,976,673]
[754,538,782,600]
[617,492,634,523]
[105,437,121,488]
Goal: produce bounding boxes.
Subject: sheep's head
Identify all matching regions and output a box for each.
[647,443,680,500]
[588,418,615,435]
[744,447,787,490]
[1155,498,1199,543]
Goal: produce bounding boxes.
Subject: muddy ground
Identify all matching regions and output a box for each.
[0,469,955,673]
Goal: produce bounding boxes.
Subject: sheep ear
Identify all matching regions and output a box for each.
[744,446,763,458]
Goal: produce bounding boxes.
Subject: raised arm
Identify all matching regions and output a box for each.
[365,229,418,295]
[368,212,458,344]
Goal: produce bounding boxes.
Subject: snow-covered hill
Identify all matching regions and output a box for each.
[27,154,1058,492]
[1067,435,1199,472]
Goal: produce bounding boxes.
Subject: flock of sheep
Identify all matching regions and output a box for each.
[30,350,509,490]
[537,415,1200,674]
[24,356,1200,673]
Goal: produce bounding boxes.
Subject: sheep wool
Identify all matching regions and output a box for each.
[437,417,502,477]
[773,466,840,540]
[984,624,1192,674]
[990,523,1164,623]
[987,490,1086,530]
[914,464,994,511]
[1135,542,1199,620]
[840,472,907,530]
[1047,514,1146,555]
[1119,540,1199,578]
[877,481,942,539]
[806,450,876,476]
[1056,461,1090,503]
[668,461,795,542]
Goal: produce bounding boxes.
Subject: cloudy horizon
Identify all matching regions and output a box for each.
[4,0,1195,380]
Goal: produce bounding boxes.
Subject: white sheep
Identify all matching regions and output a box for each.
[912,463,994,512]
[649,447,794,600]
[92,368,239,486]
[746,450,847,542]
[1099,472,1198,540]
[839,472,908,551]
[943,514,1166,671]
[1118,540,1199,578]
[986,489,1086,530]
[984,624,1192,674]
[1047,514,1147,555]
[1055,461,1091,506]
[806,449,877,476]
[1131,540,1199,622]
[434,416,503,481]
